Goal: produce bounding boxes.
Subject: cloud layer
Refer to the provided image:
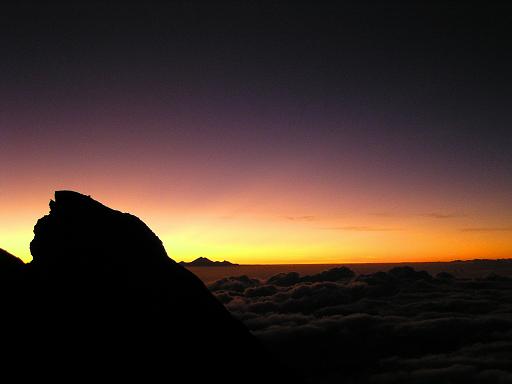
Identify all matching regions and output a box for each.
[209,265,512,383]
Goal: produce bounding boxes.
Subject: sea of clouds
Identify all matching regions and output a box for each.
[209,266,512,383]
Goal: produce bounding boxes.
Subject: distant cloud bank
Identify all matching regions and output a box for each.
[209,265,512,383]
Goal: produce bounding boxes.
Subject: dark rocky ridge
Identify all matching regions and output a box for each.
[1,191,292,382]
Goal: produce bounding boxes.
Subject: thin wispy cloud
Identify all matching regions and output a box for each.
[320,226,400,232]
[285,216,316,222]
[461,226,512,232]
[370,212,467,219]
[370,212,401,217]
[422,212,467,219]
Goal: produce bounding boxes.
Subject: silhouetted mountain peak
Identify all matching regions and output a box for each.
[180,256,239,267]
[0,248,23,279]
[1,190,291,383]
[0,247,23,265]
[30,190,171,272]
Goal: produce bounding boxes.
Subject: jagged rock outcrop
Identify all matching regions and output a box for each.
[1,191,292,382]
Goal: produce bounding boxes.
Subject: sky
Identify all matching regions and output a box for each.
[1,1,511,264]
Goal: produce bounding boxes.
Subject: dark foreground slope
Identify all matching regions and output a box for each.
[1,191,291,382]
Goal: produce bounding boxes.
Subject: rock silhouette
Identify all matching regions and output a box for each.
[1,191,292,382]
[0,248,23,279]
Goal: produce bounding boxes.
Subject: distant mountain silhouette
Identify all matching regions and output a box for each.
[0,248,23,303]
[180,257,239,267]
[0,191,295,382]
[0,248,23,277]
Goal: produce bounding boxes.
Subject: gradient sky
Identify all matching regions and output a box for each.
[1,1,511,263]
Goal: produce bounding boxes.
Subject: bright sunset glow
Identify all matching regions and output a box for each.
[3,4,512,384]
[1,181,511,264]
[1,2,510,265]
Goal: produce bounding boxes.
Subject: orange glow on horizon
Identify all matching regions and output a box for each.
[1,183,511,265]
